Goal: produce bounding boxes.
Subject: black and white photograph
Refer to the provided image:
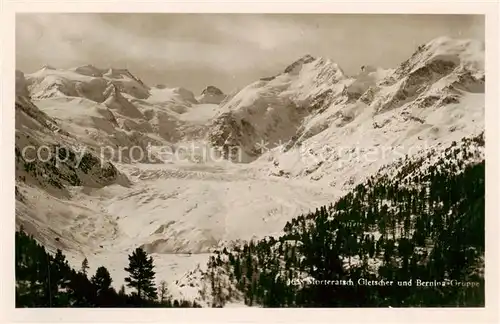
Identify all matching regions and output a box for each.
[3,2,498,319]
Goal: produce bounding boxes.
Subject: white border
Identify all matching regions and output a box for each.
[1,1,499,324]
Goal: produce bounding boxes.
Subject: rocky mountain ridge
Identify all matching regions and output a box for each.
[14,36,485,301]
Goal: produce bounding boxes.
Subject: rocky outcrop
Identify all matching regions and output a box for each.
[284,54,315,74]
[197,85,226,104]
[15,95,130,198]
[207,37,485,165]
[206,54,348,161]
[25,65,151,102]
[103,83,144,119]
[373,37,484,114]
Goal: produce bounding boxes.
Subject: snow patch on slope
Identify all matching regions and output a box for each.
[15,36,485,304]
[25,65,150,102]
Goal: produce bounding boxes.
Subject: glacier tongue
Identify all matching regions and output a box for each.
[15,36,484,301]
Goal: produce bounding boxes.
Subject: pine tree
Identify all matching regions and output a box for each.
[15,231,204,308]
[91,266,112,295]
[90,266,115,306]
[158,280,170,303]
[124,247,158,301]
[81,258,89,276]
[204,134,485,307]
[50,249,71,306]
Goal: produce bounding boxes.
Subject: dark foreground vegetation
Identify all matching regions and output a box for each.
[205,133,485,307]
[16,133,485,307]
[15,231,200,307]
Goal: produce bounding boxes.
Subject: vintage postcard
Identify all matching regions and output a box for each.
[1,1,499,323]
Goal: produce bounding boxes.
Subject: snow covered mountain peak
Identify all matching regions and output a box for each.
[103,67,148,86]
[393,36,484,80]
[197,86,226,104]
[15,35,485,301]
[102,82,145,119]
[207,35,484,177]
[283,54,316,73]
[201,85,224,96]
[25,65,151,101]
[280,54,346,84]
[103,81,120,97]
[207,54,360,161]
[369,36,485,115]
[72,64,105,77]
[256,36,484,189]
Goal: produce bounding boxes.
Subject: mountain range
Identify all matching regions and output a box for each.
[15,36,485,304]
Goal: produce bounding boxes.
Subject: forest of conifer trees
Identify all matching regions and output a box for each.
[15,232,201,307]
[15,133,485,308]
[203,133,485,307]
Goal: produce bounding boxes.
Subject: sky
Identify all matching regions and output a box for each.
[16,14,484,94]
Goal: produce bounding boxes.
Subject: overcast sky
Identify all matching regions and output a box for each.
[16,14,484,94]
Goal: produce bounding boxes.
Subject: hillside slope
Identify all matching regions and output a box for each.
[195,133,485,307]
[14,36,485,303]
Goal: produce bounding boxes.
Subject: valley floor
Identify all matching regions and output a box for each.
[18,158,339,300]
[14,36,486,305]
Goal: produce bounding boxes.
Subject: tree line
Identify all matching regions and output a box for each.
[15,230,201,307]
[16,133,485,307]
[203,133,485,307]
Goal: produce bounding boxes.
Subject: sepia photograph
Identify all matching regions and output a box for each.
[8,6,494,315]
